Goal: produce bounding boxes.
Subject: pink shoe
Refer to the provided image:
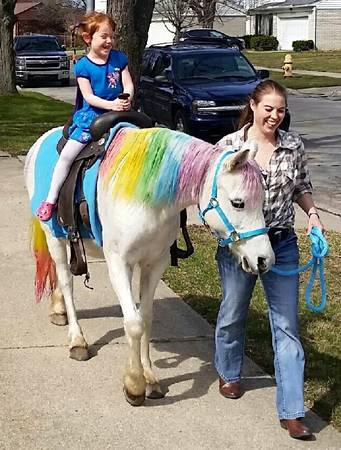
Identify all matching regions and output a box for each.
[36,201,56,221]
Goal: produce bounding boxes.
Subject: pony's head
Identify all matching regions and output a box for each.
[199,142,274,274]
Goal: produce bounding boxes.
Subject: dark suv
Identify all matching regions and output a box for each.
[138,43,272,142]
[14,34,70,87]
[178,28,245,51]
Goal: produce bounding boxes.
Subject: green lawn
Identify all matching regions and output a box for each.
[163,226,341,430]
[269,71,341,89]
[0,92,73,155]
[245,50,341,73]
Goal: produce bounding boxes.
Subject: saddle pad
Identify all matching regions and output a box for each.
[31,122,137,246]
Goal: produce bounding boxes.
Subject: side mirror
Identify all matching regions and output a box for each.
[258,69,269,79]
[61,44,66,50]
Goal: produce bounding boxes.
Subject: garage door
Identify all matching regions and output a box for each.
[278,17,308,50]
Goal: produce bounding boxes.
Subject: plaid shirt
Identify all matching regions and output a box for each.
[217,126,313,228]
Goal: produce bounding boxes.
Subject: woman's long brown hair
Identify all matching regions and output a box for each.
[238,79,287,129]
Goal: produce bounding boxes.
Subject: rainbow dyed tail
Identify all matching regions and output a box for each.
[30,217,57,302]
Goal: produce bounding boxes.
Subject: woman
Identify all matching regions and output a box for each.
[215,79,323,440]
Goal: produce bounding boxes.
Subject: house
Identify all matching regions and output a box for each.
[247,0,341,50]
[14,1,43,36]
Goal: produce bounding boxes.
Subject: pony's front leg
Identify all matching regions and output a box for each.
[140,254,170,400]
[104,250,146,406]
[44,232,89,361]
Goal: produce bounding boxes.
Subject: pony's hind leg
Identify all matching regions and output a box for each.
[139,254,170,399]
[104,250,146,406]
[49,286,68,326]
[44,232,89,361]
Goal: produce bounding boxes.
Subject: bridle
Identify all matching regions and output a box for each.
[199,150,268,247]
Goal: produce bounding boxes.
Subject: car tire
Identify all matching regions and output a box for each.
[174,110,188,134]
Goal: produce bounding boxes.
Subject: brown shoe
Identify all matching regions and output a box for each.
[218,378,242,399]
[280,419,313,440]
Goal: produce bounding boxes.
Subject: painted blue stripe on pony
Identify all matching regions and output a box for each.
[31,122,137,246]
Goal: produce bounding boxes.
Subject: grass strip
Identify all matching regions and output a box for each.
[0,92,73,155]
[245,50,341,73]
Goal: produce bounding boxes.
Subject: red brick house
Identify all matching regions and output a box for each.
[14,1,43,36]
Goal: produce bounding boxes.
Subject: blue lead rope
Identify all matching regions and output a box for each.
[270,226,329,312]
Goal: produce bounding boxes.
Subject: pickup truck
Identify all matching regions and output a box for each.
[14,34,70,87]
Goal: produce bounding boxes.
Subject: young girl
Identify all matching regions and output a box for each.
[36,11,134,221]
[215,80,323,440]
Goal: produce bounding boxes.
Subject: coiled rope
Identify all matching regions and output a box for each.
[270,227,329,312]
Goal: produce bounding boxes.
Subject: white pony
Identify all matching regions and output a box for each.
[25,125,274,405]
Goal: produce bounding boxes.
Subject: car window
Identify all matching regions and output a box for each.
[174,53,256,82]
[15,37,61,52]
[189,30,209,37]
[153,55,171,77]
[209,30,225,38]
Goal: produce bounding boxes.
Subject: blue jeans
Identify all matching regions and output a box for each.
[215,232,305,419]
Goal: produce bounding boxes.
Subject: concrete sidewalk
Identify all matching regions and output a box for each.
[1,156,340,448]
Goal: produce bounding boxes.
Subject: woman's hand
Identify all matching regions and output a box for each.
[307,212,324,234]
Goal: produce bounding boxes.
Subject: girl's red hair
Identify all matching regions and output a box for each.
[71,11,116,43]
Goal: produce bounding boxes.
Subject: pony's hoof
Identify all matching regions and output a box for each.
[50,313,68,326]
[146,383,165,399]
[69,346,90,361]
[123,388,146,406]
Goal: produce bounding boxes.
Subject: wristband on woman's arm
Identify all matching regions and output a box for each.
[308,211,320,219]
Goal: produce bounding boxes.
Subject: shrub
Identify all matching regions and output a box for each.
[292,40,315,52]
[250,34,278,51]
[241,34,253,49]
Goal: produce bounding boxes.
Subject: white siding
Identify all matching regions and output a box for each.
[317,0,341,9]
[147,21,175,46]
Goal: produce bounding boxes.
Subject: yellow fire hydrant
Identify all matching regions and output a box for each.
[282,53,293,77]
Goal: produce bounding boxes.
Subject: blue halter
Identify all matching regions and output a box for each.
[199,150,268,247]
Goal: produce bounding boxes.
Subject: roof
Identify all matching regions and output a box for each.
[14,1,42,15]
[250,0,318,10]
[146,43,239,53]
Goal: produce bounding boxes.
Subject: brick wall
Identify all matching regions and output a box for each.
[316,10,341,50]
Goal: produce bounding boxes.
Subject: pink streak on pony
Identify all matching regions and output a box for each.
[176,140,223,204]
[99,128,127,177]
[242,160,263,207]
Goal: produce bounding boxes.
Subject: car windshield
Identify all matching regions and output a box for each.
[15,38,61,52]
[174,53,256,83]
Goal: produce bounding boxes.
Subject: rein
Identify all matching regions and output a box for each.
[199,150,268,246]
[270,226,329,313]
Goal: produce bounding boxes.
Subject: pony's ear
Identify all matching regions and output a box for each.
[223,148,250,172]
[241,139,258,160]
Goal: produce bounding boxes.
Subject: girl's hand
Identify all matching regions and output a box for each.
[307,212,324,234]
[111,98,131,111]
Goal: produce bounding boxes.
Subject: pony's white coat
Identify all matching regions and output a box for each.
[25,129,274,405]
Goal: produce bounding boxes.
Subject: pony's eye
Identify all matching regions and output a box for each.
[231,199,245,209]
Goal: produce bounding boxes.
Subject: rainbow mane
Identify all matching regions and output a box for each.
[99,128,223,206]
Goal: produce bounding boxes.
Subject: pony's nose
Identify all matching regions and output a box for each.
[257,257,268,274]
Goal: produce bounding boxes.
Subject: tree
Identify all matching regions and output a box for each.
[107,0,155,96]
[0,0,17,94]
[154,0,194,43]
[189,0,217,28]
